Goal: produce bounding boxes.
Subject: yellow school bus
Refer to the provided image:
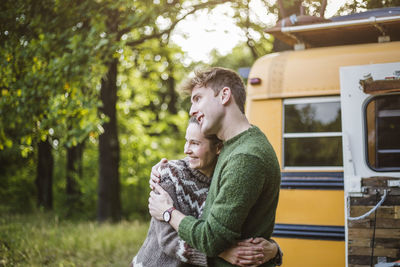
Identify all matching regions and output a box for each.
[246,8,400,267]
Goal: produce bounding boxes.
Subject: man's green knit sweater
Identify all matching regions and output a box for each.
[178,126,281,266]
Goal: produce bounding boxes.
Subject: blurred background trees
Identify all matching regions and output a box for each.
[0,0,397,222]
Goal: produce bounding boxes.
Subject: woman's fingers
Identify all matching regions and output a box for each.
[149,158,168,189]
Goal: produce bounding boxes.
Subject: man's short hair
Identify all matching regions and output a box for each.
[180,67,246,114]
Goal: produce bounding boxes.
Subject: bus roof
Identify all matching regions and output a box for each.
[265,8,400,48]
[247,41,400,100]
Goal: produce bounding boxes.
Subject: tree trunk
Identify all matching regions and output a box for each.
[320,0,327,17]
[66,141,84,213]
[274,0,303,52]
[36,139,53,209]
[167,71,177,114]
[277,0,302,19]
[97,57,121,222]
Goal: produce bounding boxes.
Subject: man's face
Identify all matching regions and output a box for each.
[189,86,223,136]
[184,123,218,177]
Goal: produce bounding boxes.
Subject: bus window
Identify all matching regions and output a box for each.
[365,94,400,171]
[283,97,342,169]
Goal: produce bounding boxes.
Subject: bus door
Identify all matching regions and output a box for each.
[340,62,400,266]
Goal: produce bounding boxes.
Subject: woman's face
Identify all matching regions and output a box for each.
[184,123,219,177]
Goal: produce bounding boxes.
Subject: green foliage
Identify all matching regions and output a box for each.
[264,0,328,18]
[210,41,273,71]
[0,147,36,214]
[336,0,400,15]
[2,0,395,222]
[52,141,99,220]
[227,1,275,59]
[118,39,190,219]
[0,0,198,219]
[0,212,149,266]
[0,0,109,216]
[0,0,106,154]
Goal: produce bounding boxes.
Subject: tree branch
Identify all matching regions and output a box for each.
[320,0,327,18]
[126,0,230,47]
[277,0,286,18]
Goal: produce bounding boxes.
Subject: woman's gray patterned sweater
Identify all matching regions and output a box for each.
[132,158,210,267]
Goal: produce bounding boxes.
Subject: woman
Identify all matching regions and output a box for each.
[131,118,280,266]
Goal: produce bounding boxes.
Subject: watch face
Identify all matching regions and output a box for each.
[163,211,171,222]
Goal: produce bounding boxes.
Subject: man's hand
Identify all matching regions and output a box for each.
[219,238,278,266]
[149,158,168,190]
[148,183,174,221]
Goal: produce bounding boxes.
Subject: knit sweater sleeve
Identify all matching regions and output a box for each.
[156,162,208,266]
[154,219,207,266]
[178,154,267,256]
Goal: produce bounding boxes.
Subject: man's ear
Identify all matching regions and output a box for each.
[220,87,231,105]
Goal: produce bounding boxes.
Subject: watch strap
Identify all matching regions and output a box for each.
[269,239,283,266]
[166,206,176,214]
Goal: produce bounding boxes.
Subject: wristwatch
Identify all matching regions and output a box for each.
[163,207,176,223]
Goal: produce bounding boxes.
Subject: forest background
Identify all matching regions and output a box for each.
[0,0,399,265]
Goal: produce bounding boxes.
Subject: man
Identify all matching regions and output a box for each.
[149,67,281,266]
[132,118,278,267]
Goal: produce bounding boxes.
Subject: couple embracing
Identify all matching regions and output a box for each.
[132,67,282,267]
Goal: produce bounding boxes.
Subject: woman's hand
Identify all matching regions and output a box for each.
[149,158,168,189]
[148,183,174,221]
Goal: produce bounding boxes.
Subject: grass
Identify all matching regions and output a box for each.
[0,212,149,266]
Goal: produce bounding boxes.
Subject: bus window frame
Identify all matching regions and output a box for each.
[282,96,343,171]
[363,92,400,172]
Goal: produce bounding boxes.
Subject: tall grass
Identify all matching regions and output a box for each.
[0,212,149,266]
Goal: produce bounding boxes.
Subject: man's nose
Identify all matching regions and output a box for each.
[189,105,197,117]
